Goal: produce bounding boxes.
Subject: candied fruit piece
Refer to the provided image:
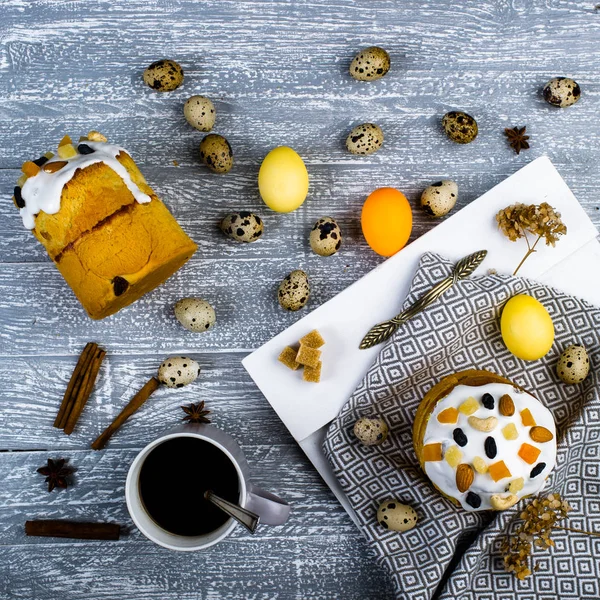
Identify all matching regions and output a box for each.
[57,144,78,159]
[278,346,300,371]
[79,136,89,142]
[58,135,72,147]
[423,443,443,462]
[299,330,325,349]
[518,443,541,465]
[508,477,524,494]
[472,456,488,474]
[459,397,479,416]
[437,407,459,424]
[21,161,40,177]
[520,408,536,427]
[16,174,27,187]
[43,151,55,160]
[502,423,519,441]
[303,361,321,383]
[296,344,321,368]
[488,460,512,482]
[87,130,107,142]
[444,445,463,468]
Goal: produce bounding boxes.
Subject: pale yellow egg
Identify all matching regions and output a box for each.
[258,146,309,213]
[501,294,554,361]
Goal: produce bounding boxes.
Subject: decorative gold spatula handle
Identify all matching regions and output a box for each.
[359,250,488,350]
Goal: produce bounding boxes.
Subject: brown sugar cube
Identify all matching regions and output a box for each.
[278,346,301,371]
[296,344,322,368]
[303,361,322,383]
[299,330,325,349]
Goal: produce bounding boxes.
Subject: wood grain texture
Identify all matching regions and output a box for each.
[2,0,600,598]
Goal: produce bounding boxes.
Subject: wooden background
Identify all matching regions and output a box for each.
[1,1,599,598]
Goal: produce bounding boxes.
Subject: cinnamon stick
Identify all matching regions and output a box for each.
[25,520,120,540]
[54,342,97,429]
[63,347,106,435]
[91,377,160,450]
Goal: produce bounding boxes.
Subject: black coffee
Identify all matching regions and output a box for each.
[139,436,240,536]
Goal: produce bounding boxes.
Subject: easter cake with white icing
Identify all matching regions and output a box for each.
[413,370,556,511]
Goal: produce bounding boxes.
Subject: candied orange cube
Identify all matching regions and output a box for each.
[459,397,479,415]
[444,445,463,468]
[437,407,459,424]
[520,409,536,427]
[423,443,443,462]
[488,460,512,482]
[502,423,519,441]
[21,161,40,177]
[518,443,541,465]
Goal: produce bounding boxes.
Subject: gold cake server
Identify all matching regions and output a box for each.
[359,250,488,350]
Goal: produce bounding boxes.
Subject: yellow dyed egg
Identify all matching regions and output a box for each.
[258,146,309,213]
[501,294,554,361]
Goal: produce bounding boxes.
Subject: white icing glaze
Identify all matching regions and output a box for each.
[19,141,151,229]
[423,382,557,511]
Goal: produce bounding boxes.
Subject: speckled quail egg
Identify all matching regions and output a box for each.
[278,270,310,311]
[346,123,384,155]
[543,77,581,108]
[353,417,389,446]
[143,59,184,92]
[174,298,216,333]
[442,111,478,144]
[377,500,418,532]
[199,134,233,174]
[420,180,458,217]
[220,212,263,243]
[556,344,590,384]
[309,217,342,256]
[158,356,201,388]
[184,95,216,131]
[350,46,390,81]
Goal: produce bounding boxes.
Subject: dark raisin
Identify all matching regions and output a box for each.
[484,436,497,459]
[78,144,95,155]
[112,276,129,296]
[530,462,546,478]
[453,428,468,447]
[482,393,495,410]
[465,492,481,509]
[13,186,25,208]
[33,156,49,167]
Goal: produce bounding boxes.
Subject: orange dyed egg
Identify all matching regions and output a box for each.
[361,187,413,257]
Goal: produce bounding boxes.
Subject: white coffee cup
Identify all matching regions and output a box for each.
[125,423,290,551]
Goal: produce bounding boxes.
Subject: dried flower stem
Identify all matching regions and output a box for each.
[555,525,600,537]
[513,234,543,276]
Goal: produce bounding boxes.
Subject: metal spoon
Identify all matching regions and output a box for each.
[204,490,260,534]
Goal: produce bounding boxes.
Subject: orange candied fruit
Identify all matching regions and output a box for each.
[437,407,459,424]
[518,443,541,465]
[423,443,443,462]
[21,161,40,177]
[520,408,536,427]
[488,460,512,482]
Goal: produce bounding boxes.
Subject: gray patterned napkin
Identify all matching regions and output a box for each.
[323,252,600,600]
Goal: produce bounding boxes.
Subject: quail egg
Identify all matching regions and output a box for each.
[184,95,216,131]
[377,500,418,532]
[174,298,216,333]
[309,217,342,256]
[442,111,478,144]
[350,47,390,81]
[543,77,581,108]
[158,356,200,388]
[278,270,310,311]
[353,417,389,446]
[420,180,458,217]
[220,212,263,243]
[346,123,384,155]
[143,59,184,92]
[556,344,590,384]
[199,134,233,174]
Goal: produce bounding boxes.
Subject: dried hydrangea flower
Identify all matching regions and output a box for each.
[496,203,567,275]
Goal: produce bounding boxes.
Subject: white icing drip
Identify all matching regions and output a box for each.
[423,382,557,511]
[19,141,151,229]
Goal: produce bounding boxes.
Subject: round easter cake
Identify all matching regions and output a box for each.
[413,370,557,512]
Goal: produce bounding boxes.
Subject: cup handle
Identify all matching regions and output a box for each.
[245,483,291,526]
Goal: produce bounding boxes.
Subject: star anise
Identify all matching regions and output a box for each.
[181,401,211,424]
[37,458,74,492]
[504,126,530,154]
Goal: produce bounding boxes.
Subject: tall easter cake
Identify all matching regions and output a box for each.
[413,370,557,512]
[13,133,197,319]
